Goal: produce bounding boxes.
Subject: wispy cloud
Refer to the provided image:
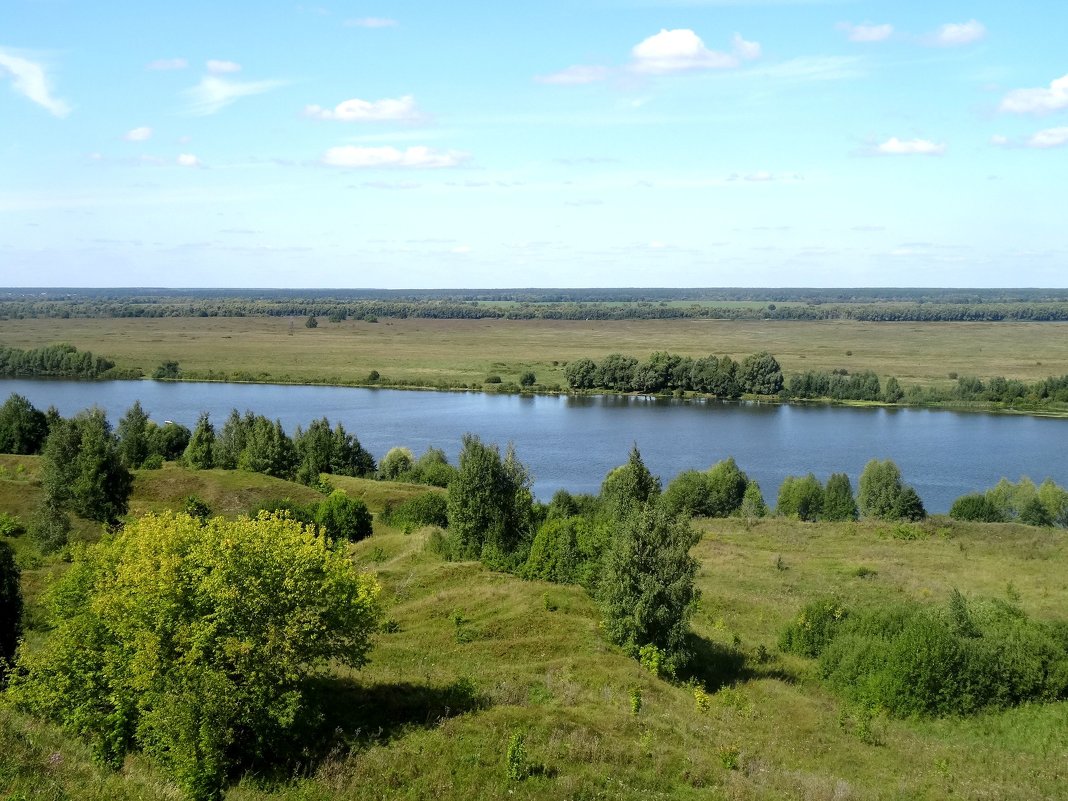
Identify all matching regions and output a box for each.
[0,48,70,117]
[343,17,397,28]
[206,59,241,74]
[304,95,422,121]
[535,65,611,85]
[1025,127,1068,149]
[146,57,188,71]
[176,153,202,167]
[837,22,893,43]
[124,126,152,141]
[999,74,1068,115]
[322,145,467,168]
[928,19,986,47]
[183,75,287,115]
[874,137,946,156]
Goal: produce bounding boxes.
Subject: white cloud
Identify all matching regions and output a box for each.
[183,75,286,115]
[176,153,202,167]
[322,145,467,168]
[1027,127,1068,149]
[630,29,745,74]
[304,95,421,121]
[731,33,761,60]
[875,137,946,156]
[146,57,188,71]
[0,49,70,117]
[535,65,611,85]
[837,22,893,43]
[206,59,241,74]
[450,244,472,254]
[124,126,152,141]
[344,17,397,28]
[999,74,1068,115]
[990,134,1010,147]
[931,19,986,47]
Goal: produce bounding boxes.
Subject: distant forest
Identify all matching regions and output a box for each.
[3,287,1068,322]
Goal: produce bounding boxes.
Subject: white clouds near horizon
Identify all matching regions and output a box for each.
[535,65,612,85]
[183,75,287,115]
[0,48,69,117]
[304,95,421,121]
[322,145,467,168]
[875,137,946,156]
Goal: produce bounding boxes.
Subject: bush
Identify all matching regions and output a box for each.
[141,453,164,470]
[8,512,381,800]
[382,491,448,530]
[949,493,1005,523]
[778,597,847,658]
[378,446,415,480]
[822,473,858,521]
[785,593,1068,717]
[858,459,925,521]
[523,517,583,584]
[776,474,824,521]
[315,490,373,542]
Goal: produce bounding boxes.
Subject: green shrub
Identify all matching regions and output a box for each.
[778,597,847,658]
[523,517,583,583]
[0,512,24,537]
[949,493,1005,522]
[316,490,373,542]
[790,593,1068,717]
[382,492,448,530]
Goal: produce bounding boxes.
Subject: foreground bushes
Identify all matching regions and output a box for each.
[950,477,1068,527]
[8,512,381,800]
[781,593,1068,716]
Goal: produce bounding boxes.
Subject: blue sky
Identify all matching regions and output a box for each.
[2,0,1066,288]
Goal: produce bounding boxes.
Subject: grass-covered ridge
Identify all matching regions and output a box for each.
[2,461,1067,799]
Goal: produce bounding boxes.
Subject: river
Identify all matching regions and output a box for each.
[2,378,1065,513]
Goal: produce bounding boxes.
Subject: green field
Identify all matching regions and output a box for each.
[2,459,1067,800]
[2,315,1067,393]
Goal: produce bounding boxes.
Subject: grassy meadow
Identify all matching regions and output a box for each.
[2,315,1068,393]
[3,459,1067,800]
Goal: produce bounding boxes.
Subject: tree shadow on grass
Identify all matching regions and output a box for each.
[677,633,796,691]
[239,676,488,786]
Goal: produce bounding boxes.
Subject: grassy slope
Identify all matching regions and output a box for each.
[2,316,1067,392]
[2,467,1067,800]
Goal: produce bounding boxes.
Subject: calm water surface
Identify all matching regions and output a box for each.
[3,378,1066,513]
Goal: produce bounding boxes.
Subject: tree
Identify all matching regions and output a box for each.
[305,315,318,328]
[153,360,181,380]
[519,371,536,388]
[445,434,533,563]
[661,470,710,519]
[777,474,824,521]
[600,444,660,520]
[857,459,925,520]
[238,417,296,479]
[599,503,701,670]
[294,417,335,485]
[0,393,48,454]
[822,473,859,521]
[739,351,784,395]
[214,409,250,469]
[8,511,380,801]
[183,412,216,470]
[0,540,22,682]
[315,490,373,541]
[379,446,415,480]
[739,481,768,521]
[41,408,132,525]
[564,358,597,390]
[116,400,151,468]
[704,457,749,516]
[149,421,191,461]
[883,376,904,403]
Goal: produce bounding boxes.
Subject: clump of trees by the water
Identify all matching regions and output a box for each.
[950,477,1068,527]
[779,592,1068,717]
[0,343,138,380]
[564,351,784,396]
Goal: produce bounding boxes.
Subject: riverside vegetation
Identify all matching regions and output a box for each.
[0,392,1067,799]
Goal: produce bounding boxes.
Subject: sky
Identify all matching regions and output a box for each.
[1,0,1066,288]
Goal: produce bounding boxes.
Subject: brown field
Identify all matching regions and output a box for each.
[2,315,1067,391]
